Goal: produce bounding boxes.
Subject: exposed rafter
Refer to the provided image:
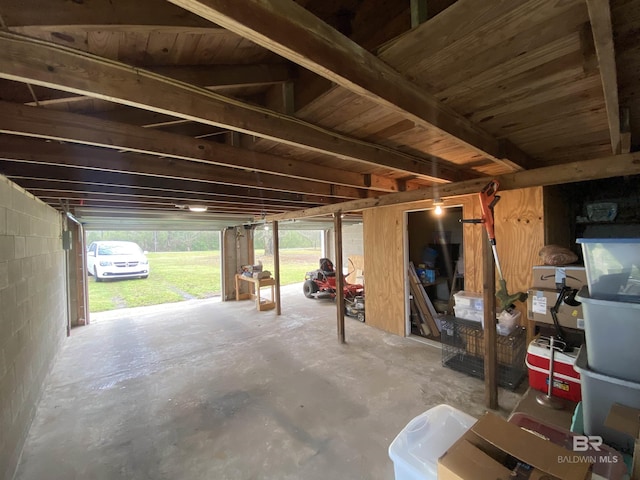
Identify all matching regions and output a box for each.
[0,102,409,192]
[586,0,621,154]
[0,31,469,183]
[0,135,368,199]
[23,64,294,107]
[168,0,536,171]
[6,177,327,207]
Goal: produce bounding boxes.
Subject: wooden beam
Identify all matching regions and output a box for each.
[265,152,640,221]
[586,0,621,154]
[23,64,293,107]
[334,212,345,344]
[0,31,467,183]
[151,64,293,89]
[0,135,367,198]
[0,102,404,193]
[2,2,214,27]
[35,194,289,212]
[410,0,428,28]
[273,221,281,315]
[23,189,298,212]
[483,234,498,409]
[4,174,329,206]
[168,0,536,171]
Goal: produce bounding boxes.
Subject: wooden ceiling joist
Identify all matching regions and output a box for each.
[168,0,536,171]
[15,185,318,211]
[586,0,621,154]
[0,31,467,183]
[49,197,286,215]
[24,64,294,107]
[265,152,640,221]
[0,102,406,193]
[31,191,296,213]
[1,0,214,28]
[0,136,368,199]
[7,177,326,207]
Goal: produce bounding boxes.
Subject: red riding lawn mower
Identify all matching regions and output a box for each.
[303,258,365,322]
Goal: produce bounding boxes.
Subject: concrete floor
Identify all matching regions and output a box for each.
[15,283,524,480]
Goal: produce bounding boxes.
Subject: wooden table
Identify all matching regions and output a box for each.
[235,274,276,311]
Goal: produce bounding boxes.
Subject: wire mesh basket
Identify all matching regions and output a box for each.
[441,316,526,391]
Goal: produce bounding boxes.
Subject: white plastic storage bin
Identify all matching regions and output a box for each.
[453,291,483,310]
[573,345,640,454]
[577,238,640,300]
[388,404,476,480]
[453,305,484,325]
[576,286,640,382]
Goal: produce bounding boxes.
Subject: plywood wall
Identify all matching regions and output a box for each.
[363,187,545,336]
[363,206,405,336]
[363,196,474,336]
[462,187,545,326]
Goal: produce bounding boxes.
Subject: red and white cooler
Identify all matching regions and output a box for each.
[526,338,581,402]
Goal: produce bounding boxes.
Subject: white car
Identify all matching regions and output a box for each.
[87,241,149,281]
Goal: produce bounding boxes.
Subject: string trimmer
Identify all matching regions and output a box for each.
[462,180,528,310]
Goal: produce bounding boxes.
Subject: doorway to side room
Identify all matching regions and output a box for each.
[405,206,464,340]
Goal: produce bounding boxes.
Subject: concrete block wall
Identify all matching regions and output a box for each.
[0,176,67,480]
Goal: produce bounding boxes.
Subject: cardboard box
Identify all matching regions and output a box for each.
[438,412,591,480]
[532,266,587,290]
[527,289,584,330]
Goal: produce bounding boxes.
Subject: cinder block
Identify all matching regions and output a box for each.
[0,237,15,262]
[0,207,6,236]
[0,261,7,290]
[15,279,28,306]
[14,236,25,260]
[5,209,19,236]
[0,176,11,207]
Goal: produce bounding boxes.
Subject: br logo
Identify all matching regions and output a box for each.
[572,435,603,452]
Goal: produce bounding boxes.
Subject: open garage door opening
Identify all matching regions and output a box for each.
[86,230,223,313]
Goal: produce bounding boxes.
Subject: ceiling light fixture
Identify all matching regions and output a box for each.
[433,199,444,216]
[187,205,208,213]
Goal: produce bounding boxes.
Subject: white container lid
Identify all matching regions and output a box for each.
[388,404,476,479]
[577,238,640,244]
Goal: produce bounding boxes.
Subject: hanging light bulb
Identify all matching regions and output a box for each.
[433,199,444,216]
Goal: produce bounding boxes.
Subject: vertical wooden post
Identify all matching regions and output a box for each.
[272,221,281,315]
[483,235,498,409]
[334,213,345,344]
[411,0,428,28]
[73,222,88,326]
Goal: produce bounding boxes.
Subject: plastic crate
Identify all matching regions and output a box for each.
[573,344,640,454]
[576,286,640,382]
[441,317,526,391]
[577,238,640,300]
[453,291,483,310]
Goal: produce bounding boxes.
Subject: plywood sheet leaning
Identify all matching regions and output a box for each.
[409,296,431,337]
[408,262,440,337]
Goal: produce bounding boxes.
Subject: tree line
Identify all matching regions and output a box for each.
[86,230,321,252]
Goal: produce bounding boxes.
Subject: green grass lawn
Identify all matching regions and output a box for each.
[88,248,320,313]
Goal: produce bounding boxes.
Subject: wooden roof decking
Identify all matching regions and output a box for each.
[0,0,637,228]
